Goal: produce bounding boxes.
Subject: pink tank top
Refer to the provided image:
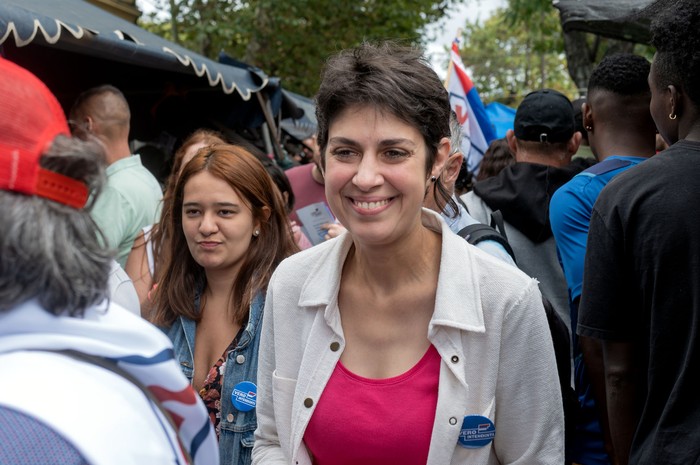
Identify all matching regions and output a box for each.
[303,345,440,465]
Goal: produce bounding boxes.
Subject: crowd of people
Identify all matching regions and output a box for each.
[0,0,698,464]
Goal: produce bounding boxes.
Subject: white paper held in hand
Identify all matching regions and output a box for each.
[296,202,335,245]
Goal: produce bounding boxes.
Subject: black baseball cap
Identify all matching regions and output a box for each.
[514,89,575,143]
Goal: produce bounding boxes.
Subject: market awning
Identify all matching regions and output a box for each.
[0,0,287,143]
[0,0,267,99]
[280,90,317,142]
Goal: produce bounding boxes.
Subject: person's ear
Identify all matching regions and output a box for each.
[253,206,271,235]
[84,116,95,134]
[567,131,583,156]
[582,102,593,133]
[506,129,518,155]
[442,152,464,184]
[668,84,681,119]
[430,137,450,179]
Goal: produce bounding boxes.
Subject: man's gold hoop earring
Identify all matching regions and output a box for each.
[669,113,677,120]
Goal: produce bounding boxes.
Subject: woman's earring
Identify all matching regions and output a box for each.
[430,175,437,183]
[669,113,677,120]
[585,125,593,131]
[253,230,260,237]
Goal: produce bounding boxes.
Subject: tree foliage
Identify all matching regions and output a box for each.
[140,0,466,97]
[456,6,577,105]
[501,0,653,98]
[139,0,655,105]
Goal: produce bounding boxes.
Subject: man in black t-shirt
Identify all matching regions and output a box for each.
[577,1,700,464]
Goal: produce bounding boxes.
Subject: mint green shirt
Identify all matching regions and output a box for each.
[91,155,162,267]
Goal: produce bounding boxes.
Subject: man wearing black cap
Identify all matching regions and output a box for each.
[461,88,587,372]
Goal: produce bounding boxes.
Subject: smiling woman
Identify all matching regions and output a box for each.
[253,41,565,465]
[324,105,439,247]
[150,144,298,465]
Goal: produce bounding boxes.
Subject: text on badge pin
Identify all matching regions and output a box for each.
[458,415,496,449]
[231,381,257,412]
[233,389,257,407]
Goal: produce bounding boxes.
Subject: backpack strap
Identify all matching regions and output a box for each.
[457,210,517,263]
[489,209,509,242]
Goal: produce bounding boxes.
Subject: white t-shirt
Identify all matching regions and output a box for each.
[108,260,140,315]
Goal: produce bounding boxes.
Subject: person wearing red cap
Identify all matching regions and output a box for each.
[0,56,219,465]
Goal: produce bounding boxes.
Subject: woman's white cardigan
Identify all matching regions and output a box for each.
[253,209,564,465]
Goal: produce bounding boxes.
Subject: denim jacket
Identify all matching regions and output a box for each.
[164,291,265,465]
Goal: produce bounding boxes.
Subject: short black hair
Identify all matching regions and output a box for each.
[649,0,700,106]
[588,53,651,96]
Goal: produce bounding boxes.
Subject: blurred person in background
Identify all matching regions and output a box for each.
[69,84,163,268]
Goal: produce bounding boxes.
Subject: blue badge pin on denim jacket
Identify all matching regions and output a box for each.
[164,291,265,465]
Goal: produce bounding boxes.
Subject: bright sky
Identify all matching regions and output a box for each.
[424,0,506,79]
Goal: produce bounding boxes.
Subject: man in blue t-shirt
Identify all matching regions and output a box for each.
[549,53,657,465]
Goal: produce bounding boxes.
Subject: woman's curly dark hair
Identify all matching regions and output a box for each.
[649,0,700,106]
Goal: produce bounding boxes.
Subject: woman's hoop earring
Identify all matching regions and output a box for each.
[669,113,677,120]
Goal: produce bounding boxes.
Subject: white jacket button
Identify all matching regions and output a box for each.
[304,398,314,408]
[451,355,459,363]
[330,342,340,352]
[449,417,458,425]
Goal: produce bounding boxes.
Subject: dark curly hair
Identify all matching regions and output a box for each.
[649,0,700,106]
[588,53,651,96]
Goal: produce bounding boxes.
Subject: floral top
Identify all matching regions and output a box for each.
[198,328,244,438]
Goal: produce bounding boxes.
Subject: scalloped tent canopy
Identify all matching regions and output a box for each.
[0,0,268,98]
[0,0,287,142]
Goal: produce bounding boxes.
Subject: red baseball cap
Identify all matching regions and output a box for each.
[0,56,88,209]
